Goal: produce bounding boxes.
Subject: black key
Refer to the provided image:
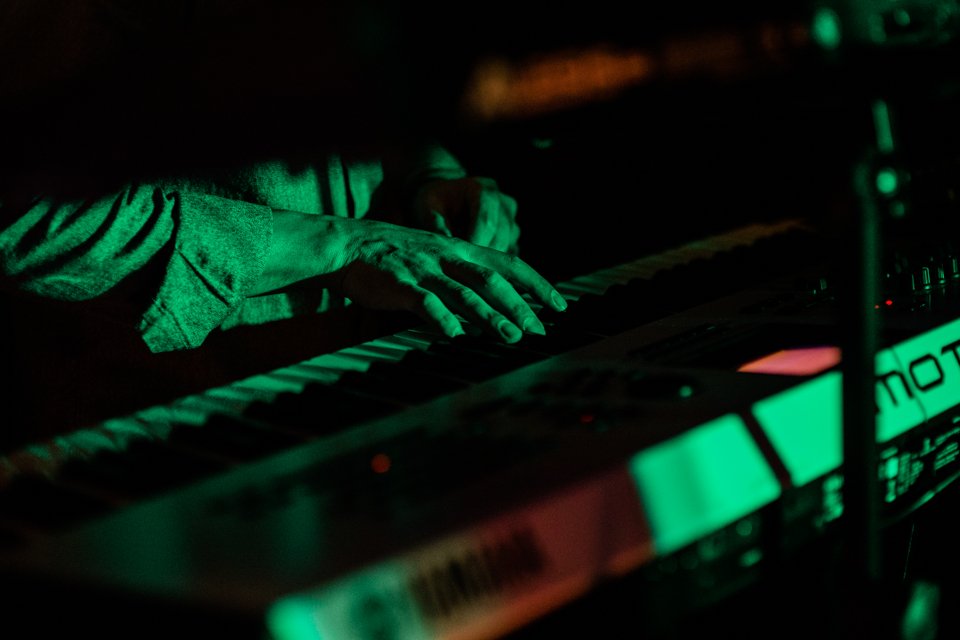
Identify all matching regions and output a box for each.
[244,385,399,433]
[335,362,469,404]
[0,474,113,530]
[429,335,543,369]
[58,438,228,500]
[392,348,493,384]
[524,324,605,355]
[167,414,306,462]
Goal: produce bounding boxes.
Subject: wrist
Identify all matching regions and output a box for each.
[250,210,355,296]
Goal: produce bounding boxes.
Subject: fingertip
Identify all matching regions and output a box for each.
[446,320,466,338]
[521,316,546,336]
[430,210,453,237]
[496,319,523,343]
[549,290,568,312]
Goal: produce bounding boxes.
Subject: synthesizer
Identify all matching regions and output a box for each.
[3,216,960,639]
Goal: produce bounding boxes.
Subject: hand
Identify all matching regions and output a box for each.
[337,218,564,342]
[411,177,520,254]
[255,212,567,343]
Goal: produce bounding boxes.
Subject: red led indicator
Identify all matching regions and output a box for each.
[579,413,596,425]
[371,453,392,474]
[885,299,894,306]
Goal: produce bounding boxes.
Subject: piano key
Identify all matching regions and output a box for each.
[203,385,271,407]
[165,414,307,463]
[56,438,230,502]
[181,392,258,418]
[382,331,436,351]
[386,348,489,384]
[242,384,401,434]
[425,338,541,374]
[232,372,312,395]
[521,325,605,355]
[338,343,411,362]
[334,363,471,405]
[0,473,116,531]
[414,332,563,380]
[304,352,376,372]
[282,363,345,385]
[556,280,605,298]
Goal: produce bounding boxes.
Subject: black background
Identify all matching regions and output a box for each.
[4,0,960,442]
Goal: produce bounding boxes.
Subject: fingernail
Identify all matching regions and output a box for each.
[522,316,546,336]
[450,323,465,338]
[497,319,523,342]
[551,291,568,311]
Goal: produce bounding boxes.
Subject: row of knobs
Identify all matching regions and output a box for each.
[885,254,960,295]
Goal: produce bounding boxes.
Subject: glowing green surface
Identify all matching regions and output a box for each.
[893,8,912,27]
[268,561,430,640]
[531,138,555,150]
[628,414,780,555]
[812,8,843,50]
[754,342,933,487]
[888,317,960,421]
[874,349,927,442]
[876,167,899,195]
[752,372,843,487]
[268,598,324,640]
[873,99,896,154]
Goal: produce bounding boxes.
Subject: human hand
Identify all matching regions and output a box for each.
[335,217,564,342]
[411,177,520,254]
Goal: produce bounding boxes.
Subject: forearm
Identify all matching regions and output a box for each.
[249,210,353,297]
[0,185,176,301]
[0,184,272,351]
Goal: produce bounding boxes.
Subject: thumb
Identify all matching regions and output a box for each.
[425,209,454,237]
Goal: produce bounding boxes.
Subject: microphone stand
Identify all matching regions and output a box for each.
[835,96,889,637]
[823,16,960,632]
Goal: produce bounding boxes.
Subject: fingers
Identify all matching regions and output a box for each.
[488,192,520,253]
[415,176,521,252]
[434,248,567,343]
[387,253,562,344]
[470,249,568,314]
[337,219,564,344]
[468,181,520,252]
[406,285,465,339]
[424,209,453,238]
[436,263,546,342]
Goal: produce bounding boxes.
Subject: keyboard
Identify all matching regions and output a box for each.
[5,216,959,639]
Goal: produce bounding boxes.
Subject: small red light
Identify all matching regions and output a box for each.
[579,413,595,425]
[885,299,894,306]
[371,453,391,474]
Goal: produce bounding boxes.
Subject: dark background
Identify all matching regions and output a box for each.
[4,0,960,446]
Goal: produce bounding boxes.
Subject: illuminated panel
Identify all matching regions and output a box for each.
[753,372,842,487]
[628,414,780,555]
[753,346,929,486]
[875,348,928,443]
[886,317,960,424]
[737,346,841,376]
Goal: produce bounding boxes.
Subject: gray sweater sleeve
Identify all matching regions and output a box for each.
[0,183,273,352]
